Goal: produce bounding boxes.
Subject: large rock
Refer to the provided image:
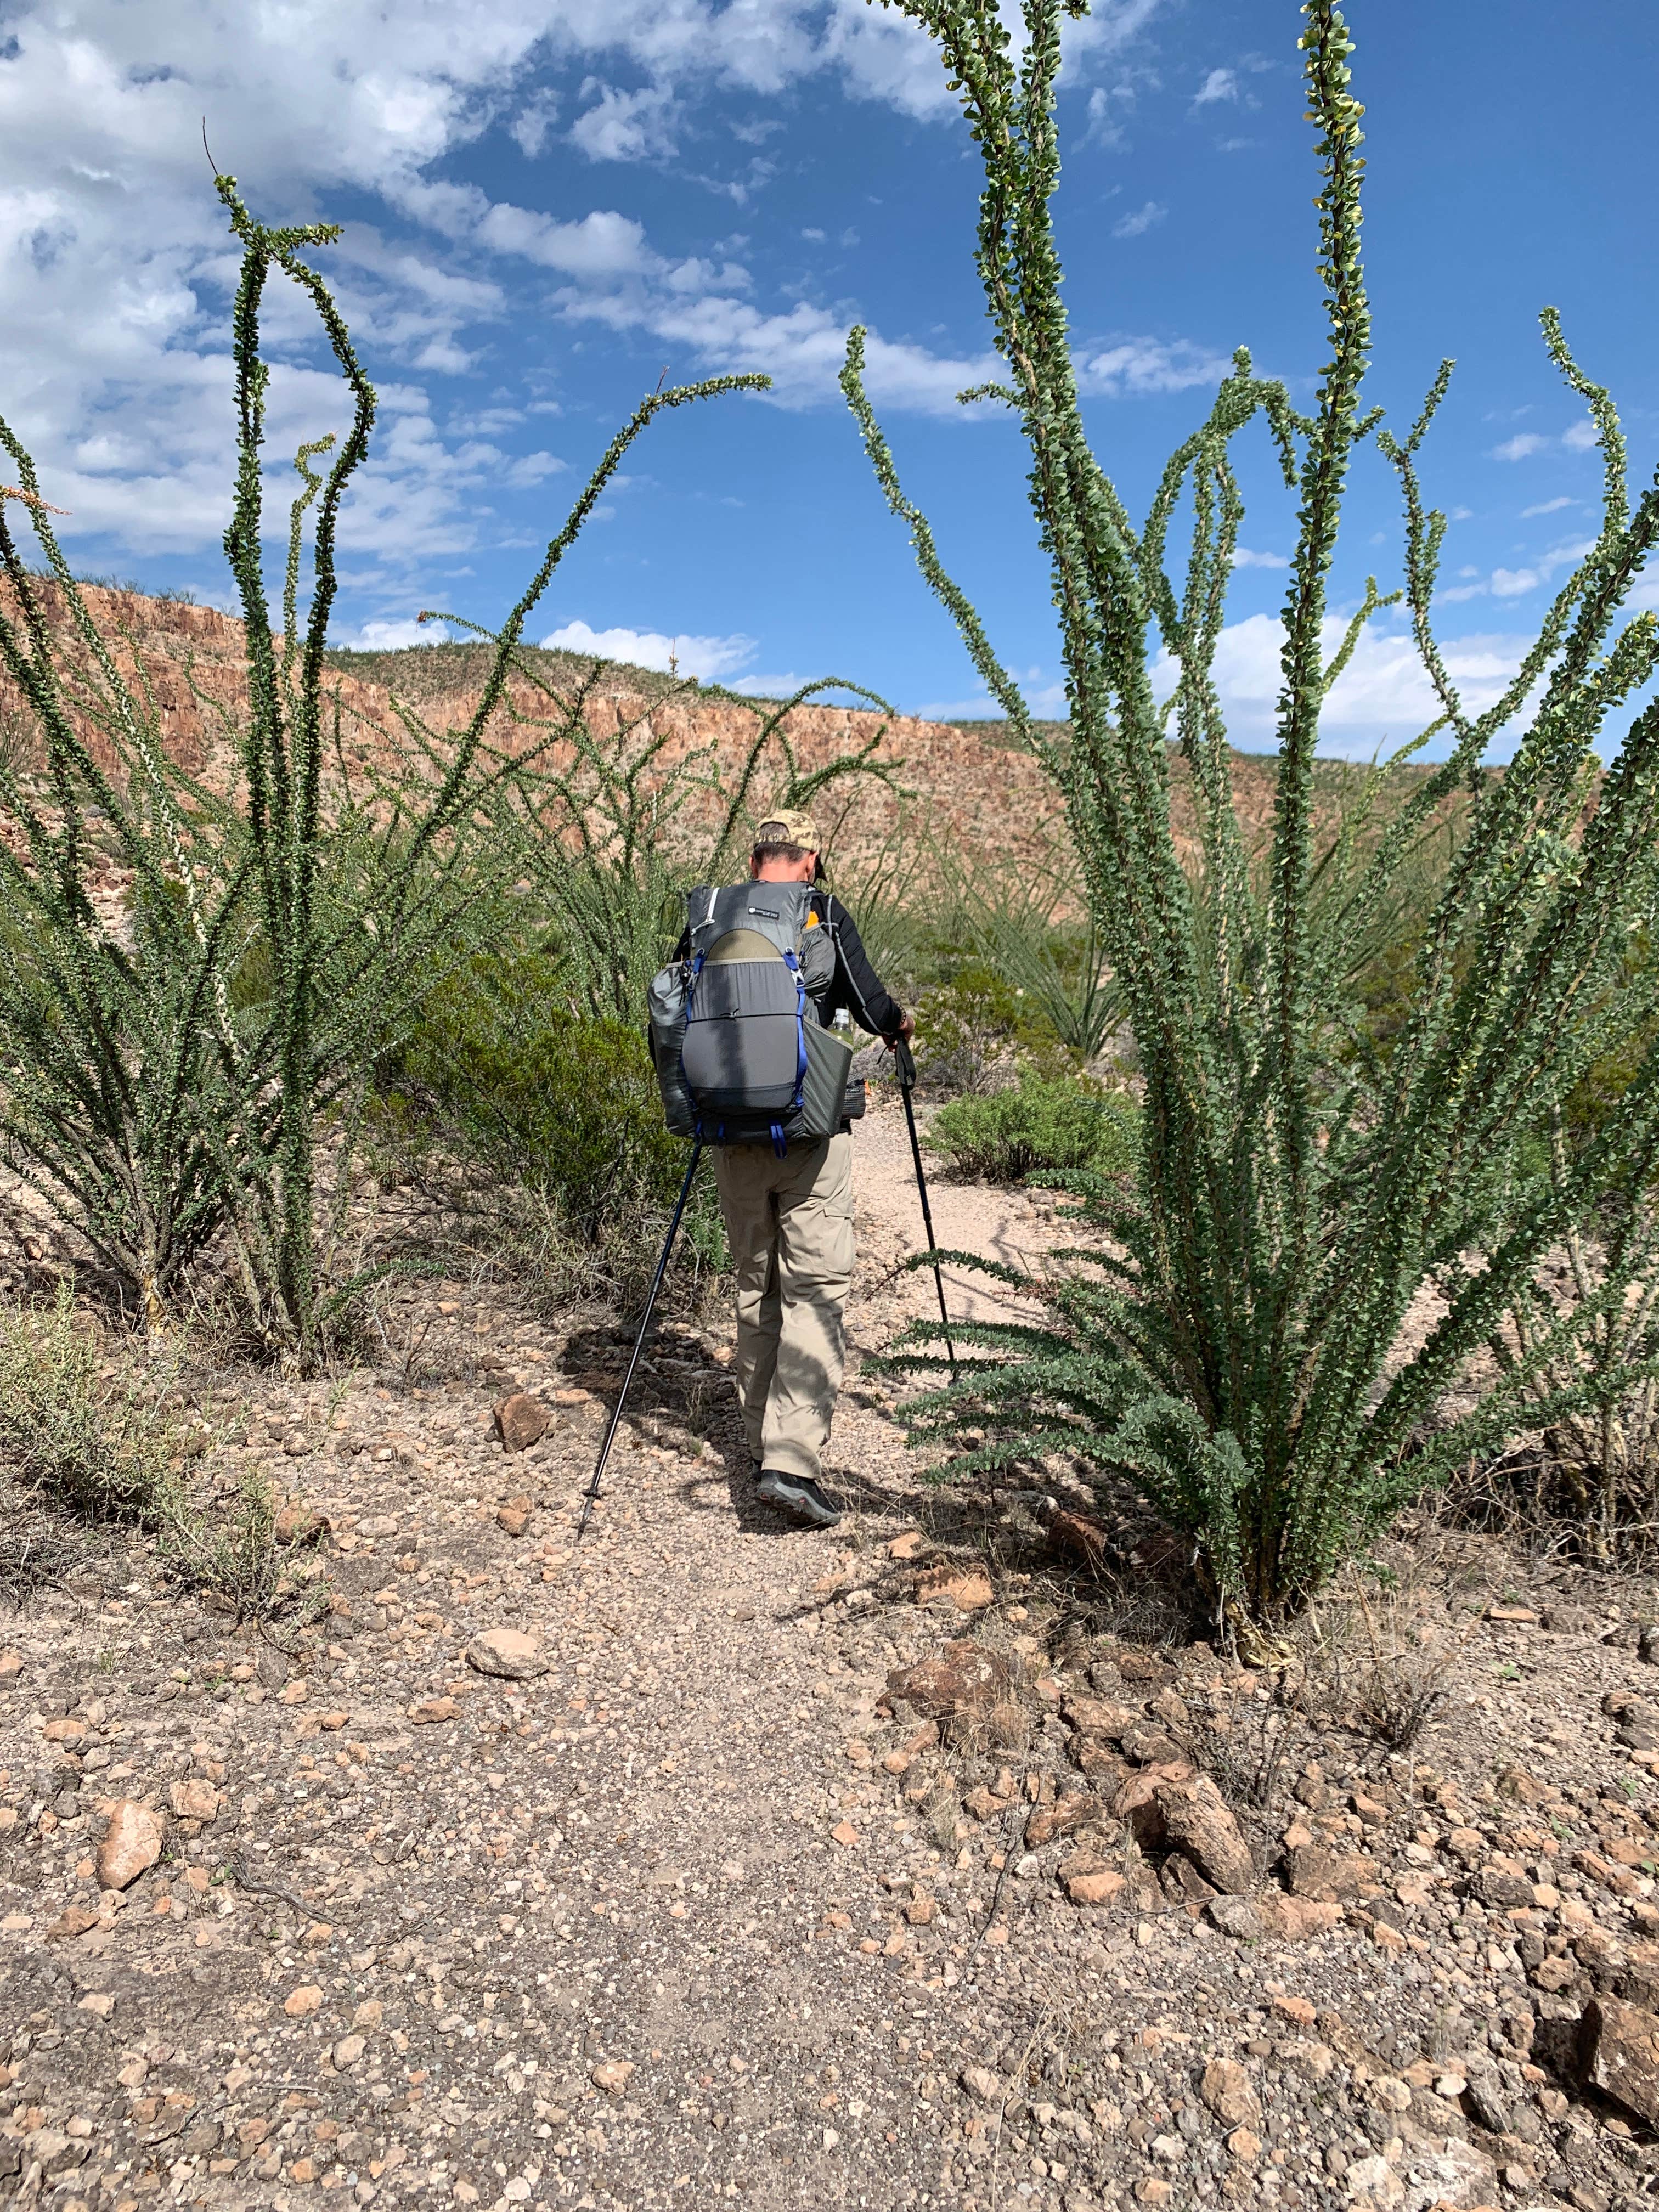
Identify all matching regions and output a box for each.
[1153,1774,1255,1894]
[1207,1895,1263,1941]
[1397,2136,1500,2210]
[466,1628,549,1681]
[1255,1893,1344,1940]
[1581,1994,1659,2126]
[1113,1761,1196,1844]
[97,1800,163,1891]
[1284,1844,1367,1901]
[493,1392,550,1452]
[1199,2058,1260,2129]
[1063,1695,1138,1740]
[167,1780,220,1823]
[887,1641,1011,1724]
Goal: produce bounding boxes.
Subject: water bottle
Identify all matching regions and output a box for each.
[832,1008,853,1039]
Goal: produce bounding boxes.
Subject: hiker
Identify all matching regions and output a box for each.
[656,809,912,1529]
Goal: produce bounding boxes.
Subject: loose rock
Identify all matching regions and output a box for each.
[493,1393,550,1452]
[167,1779,219,1822]
[1153,1774,1255,1894]
[1200,2058,1261,2129]
[887,1640,1011,1723]
[466,1627,549,1681]
[96,1799,163,1891]
[1581,1994,1659,2126]
[273,1499,326,1545]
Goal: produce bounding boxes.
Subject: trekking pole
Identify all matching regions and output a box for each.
[893,1037,958,1380]
[577,1141,704,1539]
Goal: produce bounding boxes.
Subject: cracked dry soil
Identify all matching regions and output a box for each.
[5,1099,1659,2212]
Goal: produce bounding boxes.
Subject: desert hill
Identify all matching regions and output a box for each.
[1,584,1440,901]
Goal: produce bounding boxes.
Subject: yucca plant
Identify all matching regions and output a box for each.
[846,0,1659,1637]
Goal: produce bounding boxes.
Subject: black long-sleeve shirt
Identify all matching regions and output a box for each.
[674,888,905,1039]
[807,891,905,1039]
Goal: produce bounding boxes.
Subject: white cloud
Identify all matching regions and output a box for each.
[1494,422,1601,463]
[1490,567,1540,599]
[1231,546,1288,569]
[1076,336,1233,398]
[1521,496,1574,518]
[540,618,757,680]
[568,81,680,163]
[1435,537,1593,607]
[509,89,561,159]
[560,284,999,413]
[1193,66,1238,105]
[0,0,1177,575]
[337,617,449,650]
[817,0,1164,125]
[1112,201,1166,240]
[1154,611,1538,755]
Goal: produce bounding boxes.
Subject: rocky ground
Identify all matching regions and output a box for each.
[3,1101,1659,2212]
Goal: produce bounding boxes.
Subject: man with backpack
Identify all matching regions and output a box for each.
[652,809,912,1528]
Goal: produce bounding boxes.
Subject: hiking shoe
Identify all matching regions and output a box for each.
[756,1469,843,1528]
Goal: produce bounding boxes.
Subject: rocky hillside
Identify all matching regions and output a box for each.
[0,589,1068,886]
[1,586,1442,899]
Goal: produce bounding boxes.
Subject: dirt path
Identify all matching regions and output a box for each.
[2,1103,1658,2211]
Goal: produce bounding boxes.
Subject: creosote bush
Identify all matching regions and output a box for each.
[382,946,727,1293]
[851,0,1659,1639]
[927,1070,1138,1184]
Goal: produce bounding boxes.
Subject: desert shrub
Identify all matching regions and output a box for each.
[161,1465,328,1627]
[928,1070,1138,1184]
[384,951,726,1285]
[912,961,1066,1093]
[847,0,1659,1639]
[0,1285,183,1520]
[0,183,764,1364]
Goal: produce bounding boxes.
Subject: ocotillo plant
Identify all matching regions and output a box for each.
[484,664,904,1026]
[846,0,1659,1636]
[0,181,765,1362]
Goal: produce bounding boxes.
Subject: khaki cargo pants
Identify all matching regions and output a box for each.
[712,1133,854,1483]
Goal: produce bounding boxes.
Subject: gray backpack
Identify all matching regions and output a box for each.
[648,884,860,1148]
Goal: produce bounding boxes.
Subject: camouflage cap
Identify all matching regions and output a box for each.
[752,805,821,852]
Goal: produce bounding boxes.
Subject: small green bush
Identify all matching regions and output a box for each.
[912,960,1069,1093]
[385,950,726,1284]
[0,1285,183,1520]
[927,1070,1139,1183]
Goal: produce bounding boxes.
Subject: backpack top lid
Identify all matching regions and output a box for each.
[686,881,810,952]
[685,882,834,996]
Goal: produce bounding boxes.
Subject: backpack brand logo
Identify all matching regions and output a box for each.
[748,905,781,919]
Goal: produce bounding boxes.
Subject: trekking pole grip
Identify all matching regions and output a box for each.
[894,1035,916,1089]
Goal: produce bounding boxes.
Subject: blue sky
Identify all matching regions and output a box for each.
[1,0,1655,754]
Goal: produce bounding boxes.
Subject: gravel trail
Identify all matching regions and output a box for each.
[2,1103,1658,2212]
